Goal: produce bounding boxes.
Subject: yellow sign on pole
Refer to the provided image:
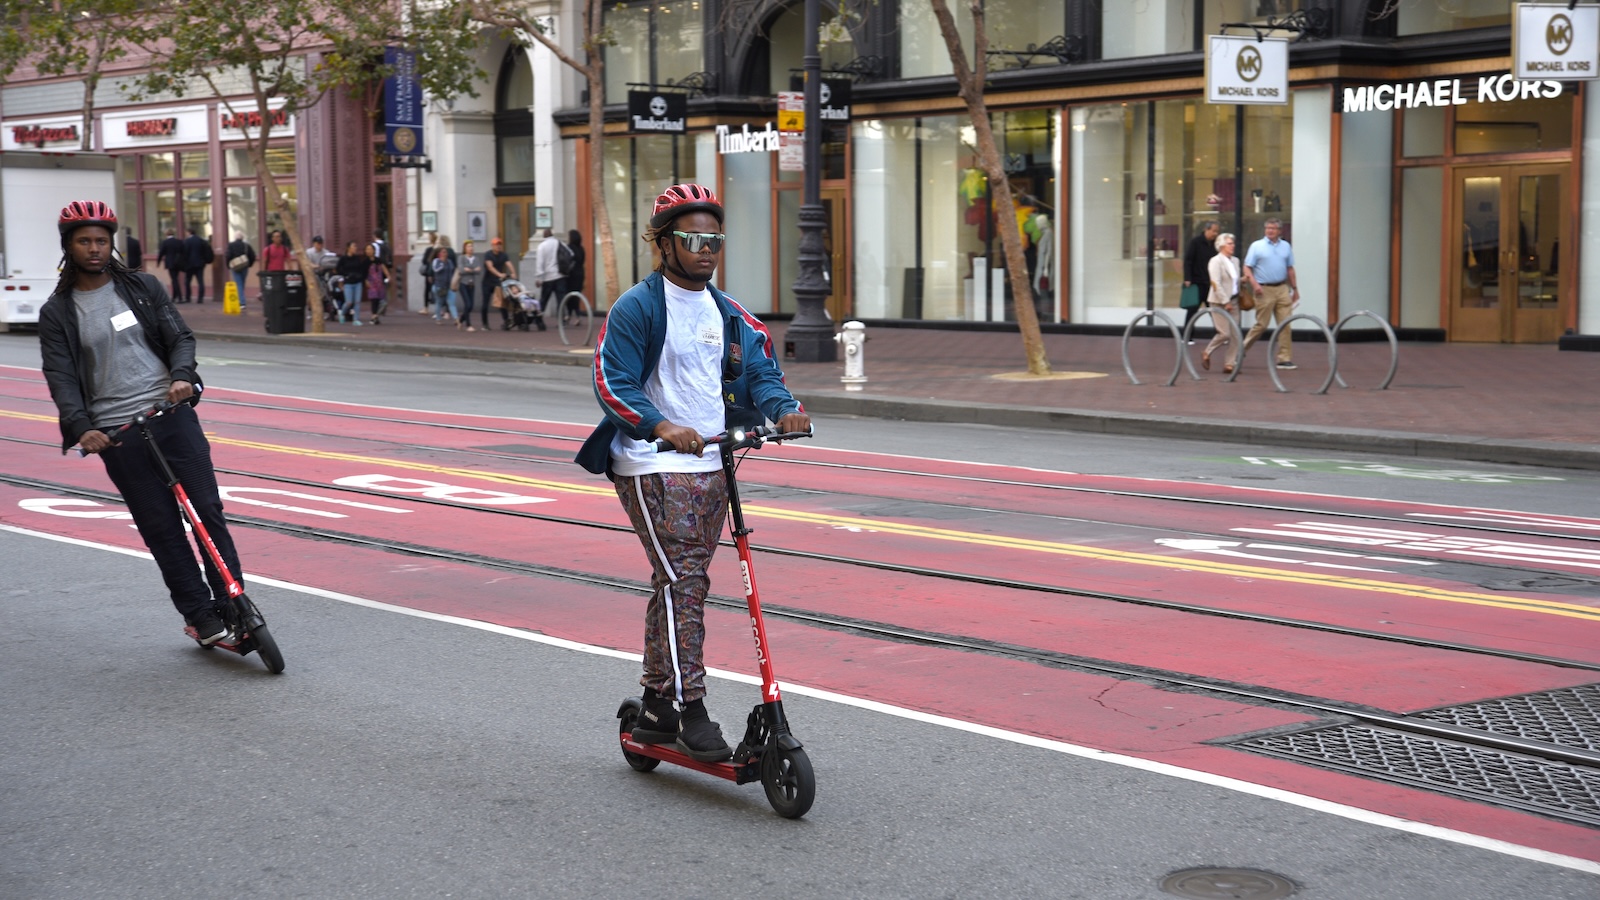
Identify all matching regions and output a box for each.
[223,280,241,315]
[777,109,805,132]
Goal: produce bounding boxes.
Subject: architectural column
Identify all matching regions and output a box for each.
[531,26,566,242]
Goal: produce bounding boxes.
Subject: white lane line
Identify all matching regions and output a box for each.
[3,519,1597,876]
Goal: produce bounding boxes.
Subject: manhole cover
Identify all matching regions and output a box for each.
[1160,867,1296,899]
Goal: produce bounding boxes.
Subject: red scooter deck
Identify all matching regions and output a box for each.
[619,733,762,783]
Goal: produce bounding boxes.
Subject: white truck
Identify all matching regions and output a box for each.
[0,150,120,331]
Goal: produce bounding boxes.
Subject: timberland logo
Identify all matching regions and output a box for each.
[649,95,667,117]
[1236,45,1262,82]
[1547,14,1573,55]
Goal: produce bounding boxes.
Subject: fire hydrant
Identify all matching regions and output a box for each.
[834,320,867,391]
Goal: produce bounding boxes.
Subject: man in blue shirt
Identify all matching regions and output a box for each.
[1241,217,1299,370]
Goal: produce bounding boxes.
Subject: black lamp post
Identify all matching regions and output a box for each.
[786,0,837,362]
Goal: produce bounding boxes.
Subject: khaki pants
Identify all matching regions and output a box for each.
[1242,283,1295,364]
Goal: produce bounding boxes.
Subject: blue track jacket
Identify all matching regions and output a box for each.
[576,272,803,475]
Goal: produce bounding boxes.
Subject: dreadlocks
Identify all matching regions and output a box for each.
[52,235,146,300]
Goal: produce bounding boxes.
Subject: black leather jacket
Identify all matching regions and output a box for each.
[39,272,201,452]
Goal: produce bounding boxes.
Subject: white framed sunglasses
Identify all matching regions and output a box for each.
[672,230,726,254]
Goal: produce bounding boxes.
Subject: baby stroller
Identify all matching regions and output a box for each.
[503,280,545,332]
[314,256,343,322]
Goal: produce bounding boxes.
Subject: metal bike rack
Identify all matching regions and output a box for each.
[1120,309,1185,386]
[1331,310,1400,391]
[1265,313,1338,394]
[1180,305,1245,383]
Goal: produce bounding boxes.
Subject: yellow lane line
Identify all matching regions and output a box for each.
[198,435,1600,624]
[0,410,55,423]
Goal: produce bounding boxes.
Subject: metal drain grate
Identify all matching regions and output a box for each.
[1411,683,1600,753]
[1234,725,1600,827]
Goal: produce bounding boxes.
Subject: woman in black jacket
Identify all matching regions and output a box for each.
[335,241,373,325]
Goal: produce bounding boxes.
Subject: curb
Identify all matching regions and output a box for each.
[193,330,1600,472]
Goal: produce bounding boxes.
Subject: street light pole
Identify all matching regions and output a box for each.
[786,0,836,362]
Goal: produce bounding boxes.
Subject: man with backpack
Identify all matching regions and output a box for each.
[532,228,571,332]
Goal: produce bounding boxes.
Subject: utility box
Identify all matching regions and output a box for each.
[259,270,307,334]
[0,151,119,332]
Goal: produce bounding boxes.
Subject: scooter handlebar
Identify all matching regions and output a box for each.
[74,400,181,457]
[652,424,814,454]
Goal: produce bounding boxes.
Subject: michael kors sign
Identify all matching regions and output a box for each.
[1514,3,1600,80]
[1206,35,1289,106]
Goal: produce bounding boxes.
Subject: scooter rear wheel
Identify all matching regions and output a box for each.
[761,746,814,819]
[253,624,286,674]
[618,706,660,772]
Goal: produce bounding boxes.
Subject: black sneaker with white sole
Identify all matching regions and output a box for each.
[187,608,230,646]
[1276,361,1298,370]
[631,687,679,744]
[675,698,732,762]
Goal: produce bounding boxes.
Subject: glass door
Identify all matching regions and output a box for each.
[1450,165,1568,342]
[497,197,533,260]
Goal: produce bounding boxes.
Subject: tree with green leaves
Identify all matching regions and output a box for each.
[928,0,1051,376]
[465,0,623,308]
[122,0,482,332]
[0,0,141,151]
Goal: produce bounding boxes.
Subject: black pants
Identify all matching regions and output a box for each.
[540,278,566,317]
[167,268,186,302]
[184,267,206,303]
[99,404,242,619]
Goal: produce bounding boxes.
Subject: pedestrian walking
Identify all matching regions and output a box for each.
[1181,220,1218,339]
[430,246,458,324]
[262,230,293,271]
[364,242,391,324]
[532,228,564,331]
[576,182,809,762]
[182,228,213,304]
[226,232,256,311]
[456,240,482,331]
[124,227,143,271]
[1201,232,1244,375]
[39,201,246,646]
[483,236,515,330]
[335,240,371,325]
[1241,217,1300,370]
[157,229,185,301]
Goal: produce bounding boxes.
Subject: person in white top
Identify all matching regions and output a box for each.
[532,229,564,330]
[1202,232,1243,374]
[586,183,809,763]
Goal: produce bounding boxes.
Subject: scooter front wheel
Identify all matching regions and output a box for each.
[252,624,285,674]
[618,703,660,773]
[761,746,814,819]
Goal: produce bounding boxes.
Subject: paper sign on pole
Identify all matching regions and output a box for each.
[1514,2,1600,80]
[1205,35,1289,105]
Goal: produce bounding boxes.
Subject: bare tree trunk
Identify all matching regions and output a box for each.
[78,32,105,152]
[928,0,1050,375]
[586,0,621,306]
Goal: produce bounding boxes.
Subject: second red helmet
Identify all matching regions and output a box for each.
[648,183,723,231]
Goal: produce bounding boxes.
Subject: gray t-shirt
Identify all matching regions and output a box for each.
[72,281,170,430]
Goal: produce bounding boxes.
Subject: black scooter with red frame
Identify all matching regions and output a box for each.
[86,400,285,674]
[616,425,815,819]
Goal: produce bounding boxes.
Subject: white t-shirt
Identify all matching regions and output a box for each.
[609,280,725,477]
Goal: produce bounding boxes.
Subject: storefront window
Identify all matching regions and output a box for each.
[226,186,259,245]
[1102,0,1194,60]
[500,134,535,185]
[901,1,1067,77]
[1203,1,1302,38]
[1402,106,1446,157]
[1396,0,1508,35]
[225,149,255,178]
[1400,166,1444,328]
[180,152,208,180]
[264,147,295,177]
[143,152,174,181]
[601,133,704,289]
[265,185,297,240]
[1071,96,1292,323]
[1455,92,1572,154]
[853,110,1059,322]
[720,150,774,312]
[603,1,703,100]
[144,188,176,245]
[182,187,211,238]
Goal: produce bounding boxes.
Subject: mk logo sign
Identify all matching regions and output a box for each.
[1236,45,1262,82]
[1547,13,1573,55]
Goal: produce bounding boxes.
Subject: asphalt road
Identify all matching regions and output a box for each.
[4,529,1598,899]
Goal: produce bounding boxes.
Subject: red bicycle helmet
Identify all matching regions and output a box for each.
[648,183,723,231]
[58,200,118,237]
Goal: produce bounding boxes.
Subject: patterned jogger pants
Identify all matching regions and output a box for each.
[615,470,729,704]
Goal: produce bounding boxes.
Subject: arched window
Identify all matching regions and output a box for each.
[495,45,535,189]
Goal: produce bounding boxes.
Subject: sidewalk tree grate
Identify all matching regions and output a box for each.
[1410,683,1600,753]
[1232,724,1600,827]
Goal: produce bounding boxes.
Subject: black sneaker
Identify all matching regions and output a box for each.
[188,608,229,645]
[676,698,732,762]
[1276,361,1298,370]
[631,688,679,745]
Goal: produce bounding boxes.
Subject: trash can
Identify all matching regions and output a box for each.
[259,270,306,334]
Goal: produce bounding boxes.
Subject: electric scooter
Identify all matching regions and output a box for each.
[616,425,815,819]
[85,400,285,674]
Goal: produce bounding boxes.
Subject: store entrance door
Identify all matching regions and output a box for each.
[1450,165,1568,343]
[822,187,850,322]
[497,196,535,262]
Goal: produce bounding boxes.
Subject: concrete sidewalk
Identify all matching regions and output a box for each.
[167,297,1600,470]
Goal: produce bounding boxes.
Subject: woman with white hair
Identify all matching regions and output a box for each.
[1202,232,1243,375]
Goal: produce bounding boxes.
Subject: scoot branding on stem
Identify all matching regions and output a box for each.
[1343,74,1563,113]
